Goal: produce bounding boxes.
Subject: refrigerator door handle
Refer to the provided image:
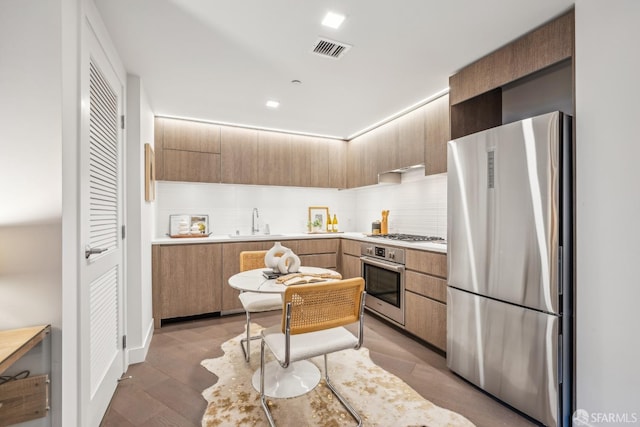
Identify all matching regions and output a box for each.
[558,245,563,296]
[558,333,563,384]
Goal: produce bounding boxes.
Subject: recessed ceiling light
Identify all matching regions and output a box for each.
[322,11,345,29]
[266,100,280,109]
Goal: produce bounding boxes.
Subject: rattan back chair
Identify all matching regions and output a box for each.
[238,251,283,362]
[259,277,366,427]
[240,250,269,272]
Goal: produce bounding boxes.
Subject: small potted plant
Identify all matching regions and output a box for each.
[307,218,323,232]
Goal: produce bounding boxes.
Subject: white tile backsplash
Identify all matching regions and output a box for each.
[154,170,447,238]
[351,170,447,238]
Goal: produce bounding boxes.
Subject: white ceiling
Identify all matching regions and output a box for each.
[94,0,574,139]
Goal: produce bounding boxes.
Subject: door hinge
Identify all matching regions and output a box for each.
[122,225,126,239]
[121,115,125,129]
[122,335,127,349]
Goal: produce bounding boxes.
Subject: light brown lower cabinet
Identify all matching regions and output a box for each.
[151,238,448,350]
[404,291,447,351]
[299,253,337,269]
[340,254,361,279]
[297,238,339,269]
[339,239,362,279]
[152,243,222,328]
[403,249,447,351]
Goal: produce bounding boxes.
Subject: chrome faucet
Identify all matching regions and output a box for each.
[251,208,259,234]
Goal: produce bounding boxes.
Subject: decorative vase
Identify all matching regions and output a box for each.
[288,252,301,273]
[277,249,291,274]
[264,242,288,270]
[277,249,301,274]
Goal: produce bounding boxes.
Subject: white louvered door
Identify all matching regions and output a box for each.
[80,24,125,427]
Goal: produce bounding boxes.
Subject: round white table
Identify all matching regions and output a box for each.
[228,266,337,398]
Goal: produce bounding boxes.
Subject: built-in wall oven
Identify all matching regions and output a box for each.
[360,243,405,325]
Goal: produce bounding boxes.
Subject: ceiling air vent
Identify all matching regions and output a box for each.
[311,37,352,59]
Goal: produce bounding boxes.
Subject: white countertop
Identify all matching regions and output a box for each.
[152,231,447,253]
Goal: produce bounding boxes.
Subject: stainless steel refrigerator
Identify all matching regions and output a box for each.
[447,111,573,427]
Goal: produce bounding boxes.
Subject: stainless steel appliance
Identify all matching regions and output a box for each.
[360,243,405,325]
[447,111,573,427]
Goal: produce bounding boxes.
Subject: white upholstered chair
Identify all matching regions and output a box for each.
[238,250,283,362]
[259,277,366,427]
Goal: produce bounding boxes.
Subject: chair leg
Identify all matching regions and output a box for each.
[260,338,276,427]
[240,311,261,362]
[323,354,362,426]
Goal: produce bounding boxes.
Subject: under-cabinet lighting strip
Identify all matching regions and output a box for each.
[154,115,347,141]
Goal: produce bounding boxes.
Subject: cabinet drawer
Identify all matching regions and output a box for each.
[297,239,339,255]
[405,249,447,278]
[341,239,361,256]
[299,253,337,269]
[405,271,447,303]
[404,291,447,351]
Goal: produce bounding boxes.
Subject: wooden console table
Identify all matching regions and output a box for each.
[0,324,51,425]
[0,325,50,375]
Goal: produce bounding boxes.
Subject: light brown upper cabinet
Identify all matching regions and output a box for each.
[155,117,221,183]
[289,135,347,189]
[162,117,220,153]
[424,94,450,175]
[449,10,574,139]
[289,134,315,188]
[346,135,364,189]
[220,126,259,184]
[155,117,347,188]
[347,131,377,189]
[327,138,347,189]
[258,130,292,186]
[374,120,400,174]
[344,93,451,187]
[162,150,221,183]
[398,105,426,169]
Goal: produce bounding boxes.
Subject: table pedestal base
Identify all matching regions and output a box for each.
[251,360,321,398]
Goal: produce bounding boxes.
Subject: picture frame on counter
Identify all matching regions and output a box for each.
[144,143,155,202]
[308,206,329,232]
[169,214,209,237]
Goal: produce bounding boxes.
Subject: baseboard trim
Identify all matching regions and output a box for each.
[127,318,154,364]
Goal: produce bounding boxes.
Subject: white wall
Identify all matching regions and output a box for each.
[0,1,64,426]
[61,0,81,424]
[155,170,446,238]
[125,75,155,364]
[575,0,640,423]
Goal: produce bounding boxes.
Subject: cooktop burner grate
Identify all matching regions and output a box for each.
[369,233,446,242]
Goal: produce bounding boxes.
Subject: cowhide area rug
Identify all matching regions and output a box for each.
[201,324,475,427]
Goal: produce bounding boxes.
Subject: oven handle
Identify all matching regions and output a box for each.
[360,256,406,273]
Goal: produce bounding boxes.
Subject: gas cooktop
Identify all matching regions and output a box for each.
[367,233,446,243]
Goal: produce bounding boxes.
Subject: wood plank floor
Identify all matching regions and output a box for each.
[101,311,537,427]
